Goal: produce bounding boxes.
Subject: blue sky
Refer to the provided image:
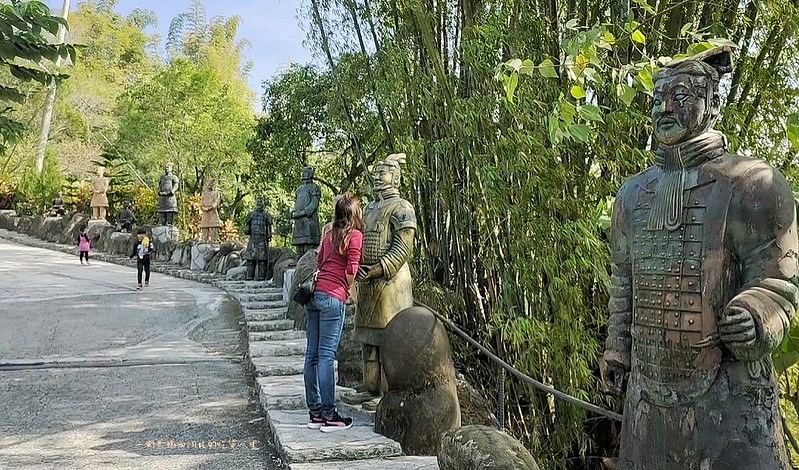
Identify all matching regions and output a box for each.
[46,0,316,108]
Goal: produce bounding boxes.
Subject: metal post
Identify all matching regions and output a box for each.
[497,366,506,430]
[34,0,71,174]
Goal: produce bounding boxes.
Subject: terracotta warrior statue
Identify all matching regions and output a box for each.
[50,192,65,217]
[117,201,135,233]
[291,166,321,259]
[243,197,272,281]
[602,46,798,469]
[90,166,110,220]
[344,153,417,410]
[200,178,222,242]
[157,163,180,226]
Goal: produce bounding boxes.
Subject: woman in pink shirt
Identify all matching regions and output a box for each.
[304,192,363,433]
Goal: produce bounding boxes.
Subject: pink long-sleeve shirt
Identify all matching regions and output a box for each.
[315,229,363,302]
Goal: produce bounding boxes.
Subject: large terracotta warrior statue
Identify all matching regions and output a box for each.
[602,46,798,469]
[90,166,110,220]
[291,166,321,259]
[345,153,417,410]
[243,196,272,281]
[157,163,180,226]
[200,178,222,242]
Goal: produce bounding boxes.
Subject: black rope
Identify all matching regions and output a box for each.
[414,300,624,422]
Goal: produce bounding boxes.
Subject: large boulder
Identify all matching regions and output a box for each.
[219,240,244,257]
[107,231,135,256]
[191,243,215,271]
[0,210,17,229]
[375,306,461,455]
[269,246,295,283]
[61,213,90,245]
[40,217,66,242]
[273,257,296,289]
[438,425,540,470]
[457,373,498,427]
[226,265,248,280]
[288,249,318,329]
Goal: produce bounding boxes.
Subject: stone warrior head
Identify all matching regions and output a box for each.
[164,162,174,175]
[651,46,734,146]
[372,153,407,194]
[301,166,315,182]
[255,196,265,212]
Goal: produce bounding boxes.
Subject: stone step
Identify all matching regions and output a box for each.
[215,280,276,289]
[249,330,306,342]
[241,300,288,310]
[290,457,439,470]
[248,319,294,332]
[235,292,284,302]
[249,339,306,357]
[243,308,286,322]
[251,356,305,377]
[266,409,402,464]
[256,375,355,411]
[226,286,283,295]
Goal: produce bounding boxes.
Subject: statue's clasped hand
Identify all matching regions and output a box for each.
[718,306,758,357]
[356,263,384,281]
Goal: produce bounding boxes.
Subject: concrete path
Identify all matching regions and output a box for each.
[0,238,282,469]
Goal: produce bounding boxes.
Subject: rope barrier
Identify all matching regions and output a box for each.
[414,300,624,422]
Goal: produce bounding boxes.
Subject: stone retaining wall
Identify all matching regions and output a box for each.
[0,210,294,279]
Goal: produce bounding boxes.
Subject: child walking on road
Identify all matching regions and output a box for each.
[77,226,90,265]
[130,228,154,289]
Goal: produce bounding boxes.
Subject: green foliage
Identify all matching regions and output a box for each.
[260,0,799,467]
[15,150,64,214]
[0,0,77,156]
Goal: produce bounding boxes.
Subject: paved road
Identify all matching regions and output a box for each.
[0,239,281,469]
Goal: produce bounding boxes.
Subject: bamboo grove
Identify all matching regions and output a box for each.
[245,0,799,469]
[257,0,799,467]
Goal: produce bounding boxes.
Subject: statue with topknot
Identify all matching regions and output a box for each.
[343,153,417,411]
[602,46,798,469]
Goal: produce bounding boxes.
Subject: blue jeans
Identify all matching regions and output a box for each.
[304,291,346,418]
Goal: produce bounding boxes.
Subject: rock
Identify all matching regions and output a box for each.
[61,213,90,245]
[108,231,135,256]
[226,265,248,280]
[269,246,296,278]
[219,240,244,256]
[151,225,179,243]
[375,306,461,455]
[222,253,241,273]
[40,217,66,242]
[191,243,214,271]
[337,303,362,388]
[289,250,318,330]
[273,257,296,289]
[170,245,185,264]
[0,210,18,230]
[457,373,498,427]
[437,425,540,470]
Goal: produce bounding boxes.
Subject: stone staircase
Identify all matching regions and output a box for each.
[212,280,440,470]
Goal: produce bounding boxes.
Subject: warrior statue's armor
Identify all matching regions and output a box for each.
[347,154,417,405]
[243,198,272,281]
[157,164,180,226]
[603,48,797,469]
[292,166,321,258]
[357,190,417,344]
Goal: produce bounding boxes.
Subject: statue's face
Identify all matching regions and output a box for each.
[207,179,215,190]
[165,164,173,174]
[302,167,314,181]
[255,198,264,211]
[652,74,713,145]
[97,167,104,177]
[372,163,397,192]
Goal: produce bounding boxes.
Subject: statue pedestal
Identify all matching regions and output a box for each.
[151,225,179,243]
[86,219,112,239]
[283,268,295,302]
[190,243,215,271]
